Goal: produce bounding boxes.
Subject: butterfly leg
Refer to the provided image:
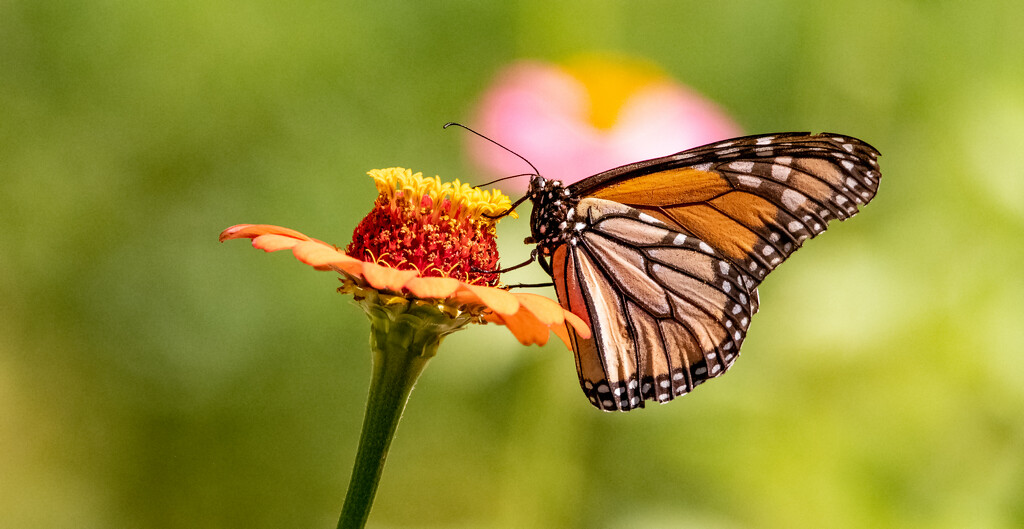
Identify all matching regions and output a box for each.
[505,282,555,289]
[483,194,530,220]
[471,248,537,274]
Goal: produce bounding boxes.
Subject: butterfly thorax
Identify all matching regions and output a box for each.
[528,176,582,257]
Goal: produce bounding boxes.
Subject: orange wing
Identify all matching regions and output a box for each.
[574,132,881,287]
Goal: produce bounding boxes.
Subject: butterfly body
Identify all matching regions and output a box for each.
[524,132,881,412]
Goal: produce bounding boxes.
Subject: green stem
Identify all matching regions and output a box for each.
[337,303,449,529]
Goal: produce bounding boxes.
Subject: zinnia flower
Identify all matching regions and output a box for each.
[220,168,587,346]
[469,54,742,188]
[220,167,588,529]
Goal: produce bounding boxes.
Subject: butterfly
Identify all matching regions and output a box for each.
[521,132,881,412]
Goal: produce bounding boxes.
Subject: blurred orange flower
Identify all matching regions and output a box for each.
[220,168,589,347]
[469,54,742,188]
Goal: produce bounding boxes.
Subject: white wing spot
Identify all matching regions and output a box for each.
[846,177,859,188]
[762,246,775,256]
[740,317,749,327]
[673,233,687,245]
[695,366,707,375]
[843,143,855,152]
[738,175,762,188]
[602,400,614,407]
[755,147,774,156]
[770,256,781,265]
[836,195,849,206]
[699,242,714,254]
[841,160,855,171]
[732,304,742,315]
[756,136,774,145]
[672,372,684,381]
[711,364,722,374]
[628,379,638,389]
[613,387,624,395]
[642,383,652,393]
[739,293,747,304]
[814,223,822,230]
[769,232,780,242]
[861,191,871,198]
[707,352,717,360]
[638,213,661,225]
[597,384,609,393]
[748,261,758,271]
[730,161,755,172]
[726,320,733,328]
[788,220,803,233]
[660,379,671,388]
[719,261,730,275]
[722,281,732,294]
[783,243,792,252]
[723,342,733,351]
[734,331,741,340]
[630,396,640,406]
[771,163,792,181]
[782,189,806,210]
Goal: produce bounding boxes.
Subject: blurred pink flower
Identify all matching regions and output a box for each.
[469,55,742,189]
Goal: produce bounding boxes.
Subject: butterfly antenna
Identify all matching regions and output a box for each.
[443,122,540,178]
[476,172,535,188]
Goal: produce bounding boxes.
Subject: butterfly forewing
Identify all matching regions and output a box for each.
[572,133,881,287]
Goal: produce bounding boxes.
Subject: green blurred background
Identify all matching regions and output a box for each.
[3,1,1023,528]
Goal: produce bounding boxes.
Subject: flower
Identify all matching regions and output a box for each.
[219,168,589,347]
[221,167,592,529]
[469,53,742,188]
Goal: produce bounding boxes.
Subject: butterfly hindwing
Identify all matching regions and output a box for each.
[553,198,758,411]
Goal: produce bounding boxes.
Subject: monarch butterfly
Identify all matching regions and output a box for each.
[516,132,882,412]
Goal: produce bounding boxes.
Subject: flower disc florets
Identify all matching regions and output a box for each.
[346,168,515,287]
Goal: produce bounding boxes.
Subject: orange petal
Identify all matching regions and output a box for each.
[404,277,461,299]
[219,224,314,243]
[455,284,520,316]
[563,311,591,339]
[291,240,360,271]
[360,260,419,291]
[511,292,566,326]
[493,309,550,346]
[550,323,573,350]
[251,233,303,252]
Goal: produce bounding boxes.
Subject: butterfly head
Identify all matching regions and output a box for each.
[527,175,579,256]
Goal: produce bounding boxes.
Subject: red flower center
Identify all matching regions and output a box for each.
[347,192,502,287]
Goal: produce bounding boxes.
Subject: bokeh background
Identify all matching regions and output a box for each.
[3,2,1023,528]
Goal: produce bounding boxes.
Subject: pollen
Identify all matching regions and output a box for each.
[348,168,514,287]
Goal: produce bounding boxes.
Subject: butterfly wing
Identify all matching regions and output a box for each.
[551,133,880,411]
[570,132,881,287]
[553,198,758,411]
